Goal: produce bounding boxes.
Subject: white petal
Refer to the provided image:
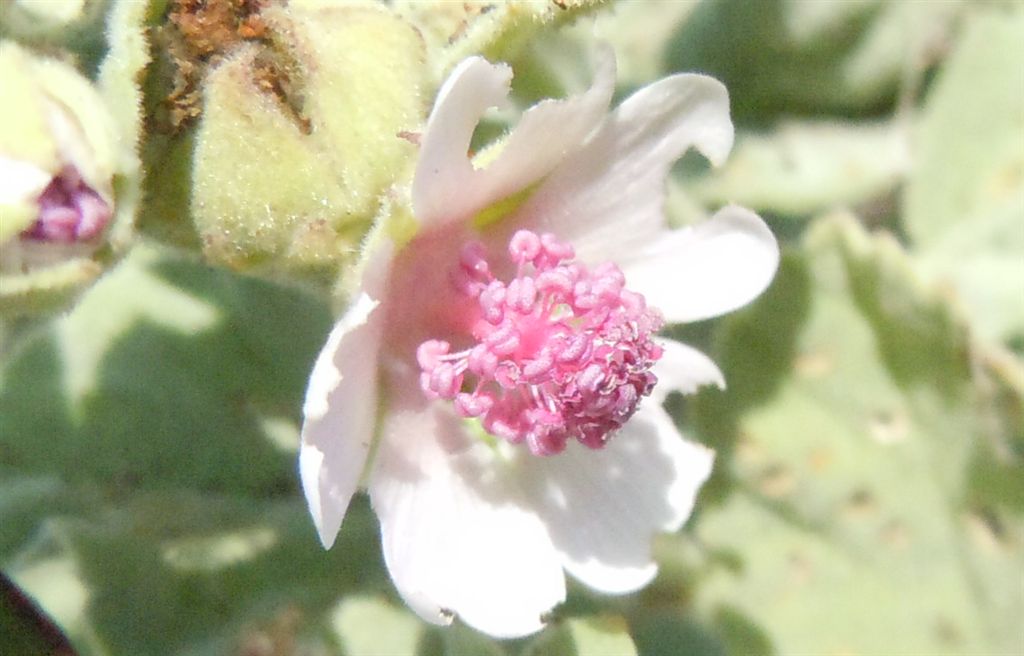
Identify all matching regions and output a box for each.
[505,73,734,262]
[412,57,511,229]
[650,338,726,403]
[520,406,714,594]
[622,205,779,323]
[413,52,615,229]
[299,246,393,549]
[299,293,382,548]
[368,382,565,638]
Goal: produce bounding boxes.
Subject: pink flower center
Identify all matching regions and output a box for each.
[417,230,664,456]
[22,166,111,243]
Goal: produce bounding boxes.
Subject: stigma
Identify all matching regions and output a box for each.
[417,230,663,456]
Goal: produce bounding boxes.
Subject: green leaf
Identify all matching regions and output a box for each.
[0,0,110,72]
[565,616,637,656]
[686,120,909,219]
[0,243,329,493]
[523,616,637,656]
[4,489,385,656]
[903,7,1024,344]
[666,0,962,122]
[0,243,397,654]
[689,214,1023,655]
[441,622,508,656]
[331,595,424,656]
[628,608,729,656]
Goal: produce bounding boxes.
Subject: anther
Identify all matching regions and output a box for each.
[417,230,663,456]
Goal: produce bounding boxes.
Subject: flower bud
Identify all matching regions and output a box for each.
[0,41,128,317]
[153,1,428,282]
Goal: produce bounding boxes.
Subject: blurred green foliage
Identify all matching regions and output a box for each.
[903,9,1024,344]
[2,0,1022,655]
[689,215,1020,655]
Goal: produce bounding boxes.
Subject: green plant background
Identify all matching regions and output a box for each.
[1,1,1021,654]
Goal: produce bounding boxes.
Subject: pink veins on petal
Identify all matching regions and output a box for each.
[417,230,664,456]
[22,166,111,243]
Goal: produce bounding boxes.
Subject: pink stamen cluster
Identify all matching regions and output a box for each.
[22,167,111,243]
[417,230,664,456]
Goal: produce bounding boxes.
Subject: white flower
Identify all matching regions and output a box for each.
[299,51,778,638]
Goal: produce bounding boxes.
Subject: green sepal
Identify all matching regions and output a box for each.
[0,258,104,318]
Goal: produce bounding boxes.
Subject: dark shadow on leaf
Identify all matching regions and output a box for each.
[711,604,776,656]
[664,0,891,125]
[1,249,332,499]
[62,492,385,656]
[837,237,972,400]
[0,247,388,653]
[684,251,812,506]
[629,607,728,656]
[0,329,77,477]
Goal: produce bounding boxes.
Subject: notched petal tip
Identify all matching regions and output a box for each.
[657,411,715,533]
[679,74,734,168]
[301,294,379,420]
[507,67,736,266]
[414,49,617,234]
[298,442,338,549]
[436,57,513,113]
[298,291,385,551]
[412,57,513,226]
[618,71,734,168]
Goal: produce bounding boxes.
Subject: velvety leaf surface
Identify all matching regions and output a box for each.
[687,215,1023,656]
[903,7,1024,344]
[687,120,909,219]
